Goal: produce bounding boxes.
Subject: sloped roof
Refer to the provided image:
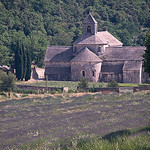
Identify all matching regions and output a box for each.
[83,13,97,24]
[104,46,146,61]
[96,31,123,46]
[73,31,122,46]
[123,61,142,71]
[71,47,102,63]
[44,46,73,62]
[73,34,105,45]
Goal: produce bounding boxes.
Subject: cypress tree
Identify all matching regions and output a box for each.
[15,40,24,80]
[143,30,150,76]
[21,43,27,81]
[15,40,19,79]
[25,49,31,81]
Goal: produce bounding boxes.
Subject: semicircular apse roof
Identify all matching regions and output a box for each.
[71,47,102,63]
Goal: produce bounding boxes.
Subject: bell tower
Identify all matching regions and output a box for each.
[82,13,98,35]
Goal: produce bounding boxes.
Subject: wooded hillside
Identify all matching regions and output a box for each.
[0,0,150,67]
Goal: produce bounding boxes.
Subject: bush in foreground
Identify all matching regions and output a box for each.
[107,80,119,87]
[0,71,16,92]
[77,78,89,90]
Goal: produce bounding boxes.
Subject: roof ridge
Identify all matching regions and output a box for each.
[71,47,102,62]
[83,13,97,24]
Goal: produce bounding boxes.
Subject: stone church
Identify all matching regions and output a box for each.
[44,13,149,83]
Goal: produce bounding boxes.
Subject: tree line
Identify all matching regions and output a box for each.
[0,0,150,68]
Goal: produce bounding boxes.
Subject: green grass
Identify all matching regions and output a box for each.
[18,80,150,90]
[119,83,138,87]
[19,128,150,150]
[74,134,150,150]
[18,81,108,90]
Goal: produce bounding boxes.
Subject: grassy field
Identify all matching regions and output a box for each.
[17,80,107,90]
[0,91,150,149]
[16,80,148,90]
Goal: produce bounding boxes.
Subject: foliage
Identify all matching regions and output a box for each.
[0,0,149,68]
[25,49,31,81]
[107,80,119,87]
[15,40,24,80]
[143,30,150,76]
[75,134,150,150]
[78,78,89,89]
[15,40,31,81]
[0,71,16,92]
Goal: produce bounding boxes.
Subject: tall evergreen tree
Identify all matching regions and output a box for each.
[143,30,150,76]
[21,43,27,81]
[15,40,24,80]
[25,49,31,81]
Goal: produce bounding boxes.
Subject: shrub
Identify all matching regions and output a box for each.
[68,89,74,93]
[0,71,16,92]
[89,85,96,92]
[107,80,119,87]
[77,78,89,90]
[57,88,62,93]
[49,90,56,94]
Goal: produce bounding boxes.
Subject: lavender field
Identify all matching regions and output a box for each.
[0,91,150,149]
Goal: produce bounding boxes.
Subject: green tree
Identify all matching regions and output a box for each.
[107,80,119,87]
[143,30,150,76]
[0,70,16,92]
[0,45,10,65]
[78,78,89,89]
[15,40,24,80]
[25,49,31,81]
[22,43,27,80]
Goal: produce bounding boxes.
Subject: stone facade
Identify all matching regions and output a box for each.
[44,13,149,83]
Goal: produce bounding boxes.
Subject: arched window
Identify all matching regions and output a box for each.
[82,70,85,77]
[87,26,91,33]
[93,70,96,77]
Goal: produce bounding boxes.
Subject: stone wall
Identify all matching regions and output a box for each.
[123,70,141,83]
[94,87,119,93]
[71,62,101,82]
[45,62,71,81]
[133,85,150,92]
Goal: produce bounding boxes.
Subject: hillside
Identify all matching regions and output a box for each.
[0,0,150,67]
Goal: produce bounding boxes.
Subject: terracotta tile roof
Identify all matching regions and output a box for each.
[44,46,73,62]
[104,46,146,61]
[123,61,142,71]
[71,47,102,62]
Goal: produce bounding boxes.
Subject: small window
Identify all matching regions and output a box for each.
[87,26,91,33]
[82,70,85,77]
[93,70,96,77]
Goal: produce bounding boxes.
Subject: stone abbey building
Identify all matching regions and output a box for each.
[44,13,149,83]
